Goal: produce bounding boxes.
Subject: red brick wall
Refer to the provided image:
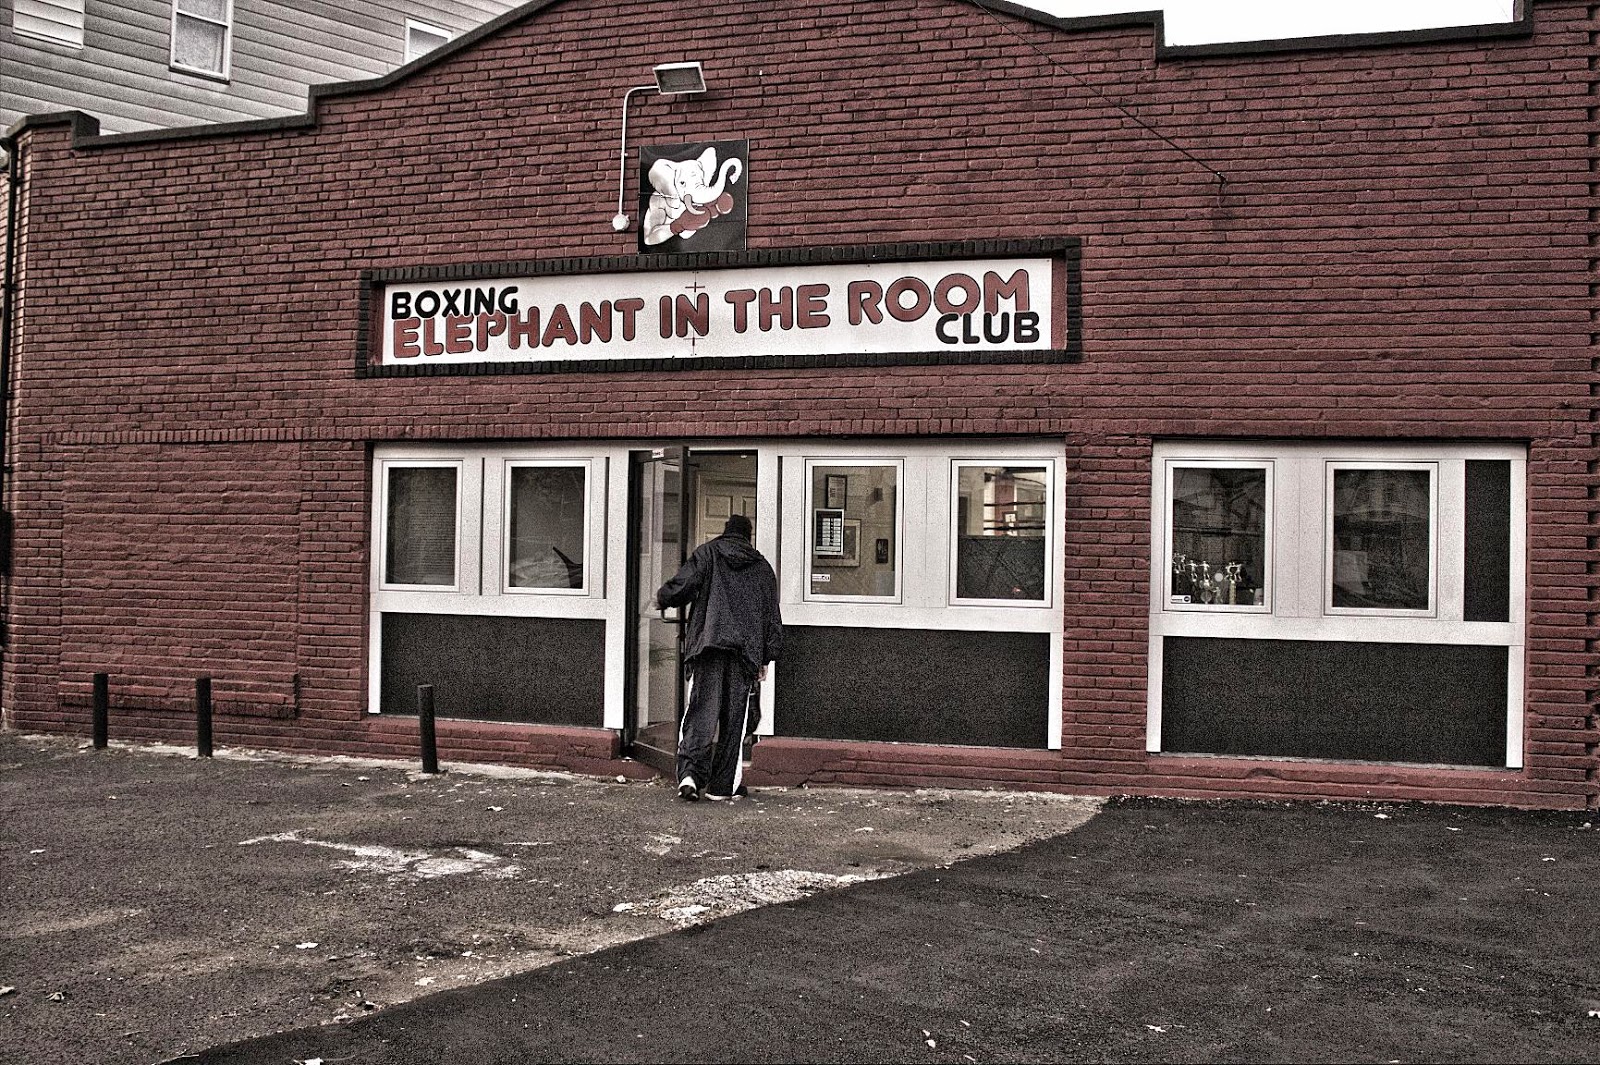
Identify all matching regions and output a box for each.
[6,0,1597,807]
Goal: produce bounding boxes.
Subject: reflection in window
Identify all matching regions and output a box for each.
[809,464,897,597]
[385,466,457,586]
[1332,467,1431,610]
[508,465,587,590]
[955,465,1047,601]
[1169,466,1268,607]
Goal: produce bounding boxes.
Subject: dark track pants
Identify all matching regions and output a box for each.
[677,649,753,796]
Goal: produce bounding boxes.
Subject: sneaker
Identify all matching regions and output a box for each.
[704,792,727,802]
[733,784,749,798]
[678,777,699,802]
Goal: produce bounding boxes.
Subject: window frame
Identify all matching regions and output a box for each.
[1324,460,1439,618]
[169,0,232,81]
[948,458,1057,609]
[1146,440,1527,768]
[501,458,594,597]
[1161,458,1275,616]
[404,18,451,63]
[378,459,463,593]
[802,457,905,604]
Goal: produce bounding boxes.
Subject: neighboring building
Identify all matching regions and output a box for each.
[2,0,519,136]
[3,0,1596,810]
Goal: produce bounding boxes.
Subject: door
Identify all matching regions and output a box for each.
[623,447,692,764]
[623,447,761,767]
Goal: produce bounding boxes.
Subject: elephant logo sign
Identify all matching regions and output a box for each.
[639,140,748,253]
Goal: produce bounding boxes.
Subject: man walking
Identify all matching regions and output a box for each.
[655,513,783,802]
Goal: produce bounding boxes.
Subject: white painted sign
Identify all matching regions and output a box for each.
[377,257,1063,365]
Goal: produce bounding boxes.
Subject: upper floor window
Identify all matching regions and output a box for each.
[14,0,84,48]
[405,19,450,63]
[171,0,231,80]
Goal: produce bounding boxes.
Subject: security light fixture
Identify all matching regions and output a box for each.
[613,62,711,232]
[653,61,707,96]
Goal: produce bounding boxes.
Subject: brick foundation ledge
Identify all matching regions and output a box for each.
[360,717,657,780]
[743,738,1590,810]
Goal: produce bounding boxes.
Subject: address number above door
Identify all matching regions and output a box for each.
[359,240,1080,377]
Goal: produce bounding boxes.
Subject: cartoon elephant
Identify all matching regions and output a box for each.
[642,146,743,247]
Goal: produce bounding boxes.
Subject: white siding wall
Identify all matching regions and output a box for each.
[3,0,521,136]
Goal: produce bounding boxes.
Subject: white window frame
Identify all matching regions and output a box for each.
[502,459,593,597]
[948,459,1057,609]
[369,445,614,718]
[1160,458,1274,616]
[1146,440,1527,768]
[378,459,464,593]
[802,457,905,604]
[404,18,451,63]
[1324,460,1438,618]
[170,0,232,80]
[14,0,85,48]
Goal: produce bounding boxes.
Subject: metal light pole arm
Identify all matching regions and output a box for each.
[614,84,659,231]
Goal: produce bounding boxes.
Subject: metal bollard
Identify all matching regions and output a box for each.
[91,673,108,749]
[196,676,213,758]
[417,684,440,774]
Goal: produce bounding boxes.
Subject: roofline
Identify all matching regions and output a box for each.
[3,0,1540,152]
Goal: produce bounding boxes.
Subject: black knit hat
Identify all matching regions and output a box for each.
[723,514,753,538]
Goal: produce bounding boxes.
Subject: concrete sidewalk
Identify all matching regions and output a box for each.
[190,793,1600,1064]
[0,730,1099,1065]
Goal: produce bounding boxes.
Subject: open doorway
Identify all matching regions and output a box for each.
[624,448,758,772]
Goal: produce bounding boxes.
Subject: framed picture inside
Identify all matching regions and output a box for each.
[824,474,848,510]
[815,518,860,567]
[814,508,845,556]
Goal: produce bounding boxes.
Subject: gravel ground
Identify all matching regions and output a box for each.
[0,730,1100,1065]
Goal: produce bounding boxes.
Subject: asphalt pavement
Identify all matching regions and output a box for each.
[185,792,1600,1064]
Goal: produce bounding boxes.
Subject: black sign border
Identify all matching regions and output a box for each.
[356,238,1082,378]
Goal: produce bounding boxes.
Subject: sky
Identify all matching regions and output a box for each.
[1029,1,1518,45]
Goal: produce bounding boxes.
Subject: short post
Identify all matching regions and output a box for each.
[195,676,213,758]
[417,684,440,775]
[91,673,109,750]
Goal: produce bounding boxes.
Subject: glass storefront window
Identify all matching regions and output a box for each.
[1329,465,1434,612]
[507,464,588,592]
[1167,464,1269,609]
[953,464,1049,602]
[808,462,899,599]
[384,464,458,587]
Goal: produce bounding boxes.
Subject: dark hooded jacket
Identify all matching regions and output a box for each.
[655,532,783,673]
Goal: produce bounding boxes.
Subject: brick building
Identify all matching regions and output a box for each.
[3,0,1596,808]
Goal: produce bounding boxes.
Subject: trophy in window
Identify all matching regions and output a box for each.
[1222,561,1244,605]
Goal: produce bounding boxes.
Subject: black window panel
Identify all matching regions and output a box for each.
[1162,636,1506,767]
[775,625,1047,748]
[1463,460,1512,623]
[381,613,605,726]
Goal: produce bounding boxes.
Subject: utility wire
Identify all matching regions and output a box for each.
[960,0,1228,186]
